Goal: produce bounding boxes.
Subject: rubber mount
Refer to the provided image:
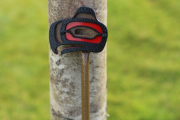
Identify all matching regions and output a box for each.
[49,7,108,55]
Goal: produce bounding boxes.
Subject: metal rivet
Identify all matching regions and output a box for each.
[61,31,65,35]
[102,34,107,37]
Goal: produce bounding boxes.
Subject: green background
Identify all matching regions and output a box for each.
[1,0,180,119]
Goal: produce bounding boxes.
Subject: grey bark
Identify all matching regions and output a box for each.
[48,0,107,120]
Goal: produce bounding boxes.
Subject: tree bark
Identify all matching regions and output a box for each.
[48,0,107,120]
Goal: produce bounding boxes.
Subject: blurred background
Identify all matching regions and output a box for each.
[1,0,180,119]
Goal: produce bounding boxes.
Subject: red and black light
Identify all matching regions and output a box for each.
[49,7,108,55]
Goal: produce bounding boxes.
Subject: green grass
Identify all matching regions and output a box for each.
[107,0,180,119]
[0,0,180,119]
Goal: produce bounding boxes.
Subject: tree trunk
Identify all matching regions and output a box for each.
[48,0,107,120]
